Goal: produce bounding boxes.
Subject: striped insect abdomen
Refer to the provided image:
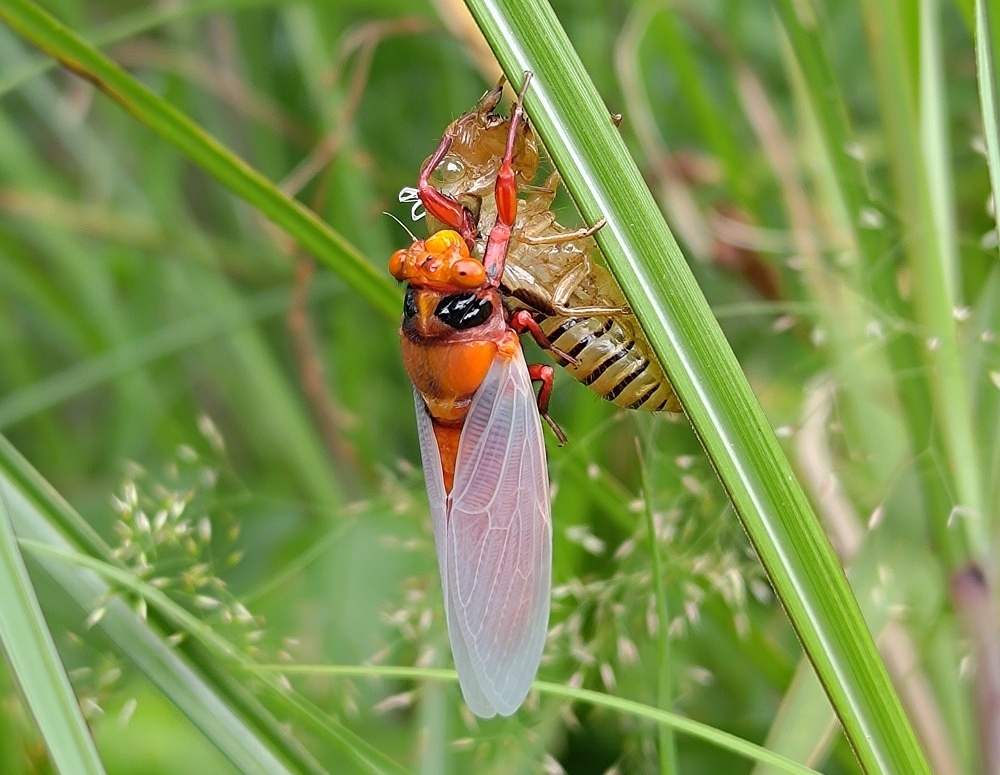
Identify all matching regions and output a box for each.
[541,314,681,413]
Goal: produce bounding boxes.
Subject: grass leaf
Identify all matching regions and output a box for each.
[461,0,932,772]
[0,0,400,321]
[0,482,105,774]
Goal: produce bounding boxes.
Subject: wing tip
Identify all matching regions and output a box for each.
[458,675,534,719]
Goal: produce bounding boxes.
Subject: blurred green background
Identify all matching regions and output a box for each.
[0,0,995,773]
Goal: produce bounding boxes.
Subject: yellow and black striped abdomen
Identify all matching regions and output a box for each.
[540,315,681,412]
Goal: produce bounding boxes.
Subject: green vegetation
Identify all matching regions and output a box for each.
[0,0,995,773]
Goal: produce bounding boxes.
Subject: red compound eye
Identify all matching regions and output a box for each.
[451,259,486,288]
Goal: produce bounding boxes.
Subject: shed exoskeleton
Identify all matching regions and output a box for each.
[404,80,681,413]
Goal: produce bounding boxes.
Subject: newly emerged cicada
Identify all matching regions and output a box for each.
[401,80,681,413]
[391,75,563,718]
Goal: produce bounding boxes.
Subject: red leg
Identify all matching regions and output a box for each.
[483,71,533,286]
[528,362,567,444]
[417,131,478,244]
[415,81,506,246]
[510,309,580,367]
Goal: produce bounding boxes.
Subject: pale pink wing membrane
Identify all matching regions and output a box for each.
[413,350,552,717]
[446,350,552,716]
[413,389,448,583]
[413,390,496,716]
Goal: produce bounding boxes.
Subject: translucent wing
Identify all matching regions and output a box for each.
[414,389,496,716]
[413,348,552,717]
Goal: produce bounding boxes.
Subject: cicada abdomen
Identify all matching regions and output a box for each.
[536,308,680,412]
[406,81,681,414]
[500,185,681,412]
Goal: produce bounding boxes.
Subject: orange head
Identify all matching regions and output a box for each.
[389,230,487,292]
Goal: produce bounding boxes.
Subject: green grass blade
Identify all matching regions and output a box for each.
[0,484,105,774]
[638,441,678,774]
[0,439,312,775]
[773,0,966,569]
[977,0,1000,256]
[268,663,820,775]
[0,0,283,97]
[20,541,408,775]
[920,0,960,303]
[0,0,400,322]
[860,0,985,554]
[0,279,341,428]
[460,1,931,772]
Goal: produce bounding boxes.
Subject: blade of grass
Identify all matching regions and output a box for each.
[21,540,410,775]
[0,0,401,322]
[268,664,820,775]
[976,0,1000,554]
[460,1,931,772]
[0,469,302,775]
[636,438,678,775]
[0,277,342,429]
[920,0,960,303]
[0,436,325,775]
[0,483,105,774]
[860,0,985,552]
[773,0,966,570]
[977,0,1000,258]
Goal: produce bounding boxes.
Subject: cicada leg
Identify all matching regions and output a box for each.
[510,309,580,366]
[518,171,606,247]
[527,362,567,445]
[520,217,607,246]
[476,77,505,115]
[519,170,562,209]
[548,259,632,317]
[417,132,477,245]
[482,72,533,285]
[416,79,508,247]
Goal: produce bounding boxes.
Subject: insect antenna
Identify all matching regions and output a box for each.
[383,211,419,242]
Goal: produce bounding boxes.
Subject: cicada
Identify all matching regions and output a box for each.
[389,75,561,717]
[401,80,681,413]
